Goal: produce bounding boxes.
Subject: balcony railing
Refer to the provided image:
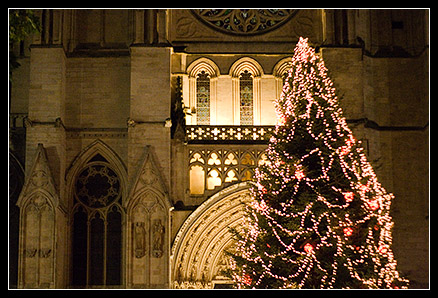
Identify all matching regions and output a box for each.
[185,125,275,144]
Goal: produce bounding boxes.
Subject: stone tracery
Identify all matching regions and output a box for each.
[191,9,297,35]
[171,183,252,288]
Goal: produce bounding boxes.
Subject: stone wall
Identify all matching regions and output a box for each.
[9,9,428,289]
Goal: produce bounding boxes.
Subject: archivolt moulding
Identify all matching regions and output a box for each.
[229,57,264,78]
[186,57,221,78]
[65,139,128,209]
[170,182,253,289]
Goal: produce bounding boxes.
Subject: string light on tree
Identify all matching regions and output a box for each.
[303,243,314,254]
[344,192,354,203]
[294,169,305,180]
[368,200,380,211]
[229,37,409,289]
[343,227,354,237]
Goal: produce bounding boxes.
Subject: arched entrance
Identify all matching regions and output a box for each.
[170,182,252,289]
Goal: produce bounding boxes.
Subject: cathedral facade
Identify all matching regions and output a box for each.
[9,9,429,289]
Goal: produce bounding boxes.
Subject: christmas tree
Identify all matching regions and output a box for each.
[229,37,409,289]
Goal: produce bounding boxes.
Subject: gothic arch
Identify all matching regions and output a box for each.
[229,57,263,125]
[229,57,264,78]
[272,57,293,99]
[272,57,292,78]
[65,140,127,287]
[16,144,59,288]
[125,146,171,288]
[66,139,128,208]
[171,182,253,289]
[187,57,220,78]
[186,58,220,125]
[9,151,25,288]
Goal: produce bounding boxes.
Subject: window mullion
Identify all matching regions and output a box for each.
[86,215,91,287]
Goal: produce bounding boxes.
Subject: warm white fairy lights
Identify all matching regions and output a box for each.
[230,37,409,289]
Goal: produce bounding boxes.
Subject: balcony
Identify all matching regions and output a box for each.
[185,125,275,144]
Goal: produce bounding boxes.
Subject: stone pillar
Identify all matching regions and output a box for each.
[322,9,335,45]
[133,10,145,45]
[21,46,68,288]
[128,46,172,190]
[26,47,66,196]
[127,46,172,288]
[17,144,65,288]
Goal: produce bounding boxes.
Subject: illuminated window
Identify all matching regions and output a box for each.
[207,169,222,190]
[224,152,238,165]
[190,165,205,195]
[188,149,265,194]
[196,71,210,125]
[207,152,221,166]
[241,169,253,181]
[258,153,270,166]
[241,152,255,166]
[239,70,254,125]
[190,153,205,164]
[225,169,238,183]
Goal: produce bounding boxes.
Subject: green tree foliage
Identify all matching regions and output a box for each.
[9,9,41,74]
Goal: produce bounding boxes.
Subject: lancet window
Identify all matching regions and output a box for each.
[239,70,254,125]
[196,71,211,125]
[71,153,123,287]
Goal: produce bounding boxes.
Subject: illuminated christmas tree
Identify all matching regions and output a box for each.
[229,37,409,289]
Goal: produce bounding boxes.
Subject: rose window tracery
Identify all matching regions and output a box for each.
[72,154,123,287]
[191,9,297,35]
[75,163,121,208]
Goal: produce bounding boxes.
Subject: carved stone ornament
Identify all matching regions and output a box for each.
[30,170,49,188]
[129,147,167,197]
[17,143,59,209]
[152,219,165,258]
[171,183,252,288]
[24,248,38,258]
[39,248,52,258]
[134,222,146,258]
[191,9,297,36]
[31,194,47,207]
[127,117,136,127]
[75,163,121,208]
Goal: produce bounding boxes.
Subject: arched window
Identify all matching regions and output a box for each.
[186,58,220,125]
[229,57,263,125]
[72,153,123,287]
[273,57,293,99]
[239,70,254,125]
[196,71,211,125]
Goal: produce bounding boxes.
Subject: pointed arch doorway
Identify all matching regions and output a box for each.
[171,182,252,289]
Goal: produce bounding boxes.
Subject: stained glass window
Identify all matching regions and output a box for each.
[72,155,122,287]
[240,70,253,125]
[196,71,210,125]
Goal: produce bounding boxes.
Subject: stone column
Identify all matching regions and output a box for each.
[128,46,172,190]
[21,46,68,288]
[127,46,172,288]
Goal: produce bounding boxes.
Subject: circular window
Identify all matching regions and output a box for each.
[191,9,297,36]
[75,163,121,208]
